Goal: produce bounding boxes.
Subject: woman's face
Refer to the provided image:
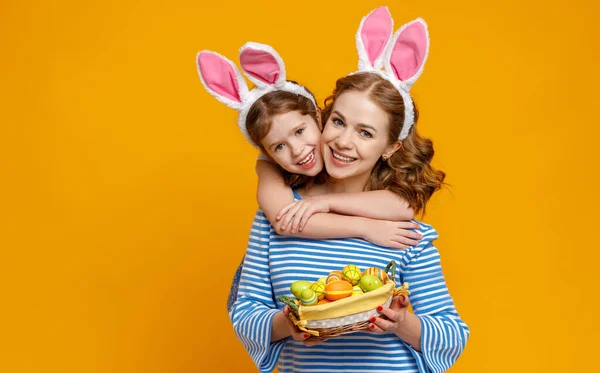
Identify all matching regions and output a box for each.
[321,90,394,186]
[260,110,324,176]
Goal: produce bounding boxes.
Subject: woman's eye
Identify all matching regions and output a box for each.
[295,128,305,135]
[274,144,284,151]
[333,118,344,126]
[360,130,372,138]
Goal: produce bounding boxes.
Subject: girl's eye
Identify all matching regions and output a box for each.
[333,118,344,126]
[360,130,372,138]
[274,144,285,152]
[295,128,305,135]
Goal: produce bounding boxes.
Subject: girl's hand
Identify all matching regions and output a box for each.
[282,306,327,347]
[363,220,422,249]
[367,295,410,334]
[277,197,331,233]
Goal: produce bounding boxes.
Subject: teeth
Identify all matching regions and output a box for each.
[332,150,356,162]
[298,151,314,165]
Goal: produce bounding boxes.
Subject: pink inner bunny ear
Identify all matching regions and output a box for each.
[197,52,242,102]
[389,21,428,81]
[240,47,280,85]
[360,7,393,65]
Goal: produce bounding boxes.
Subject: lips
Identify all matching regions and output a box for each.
[329,147,357,167]
[297,150,317,169]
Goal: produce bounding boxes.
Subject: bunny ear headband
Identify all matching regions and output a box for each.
[355,6,430,140]
[196,42,317,148]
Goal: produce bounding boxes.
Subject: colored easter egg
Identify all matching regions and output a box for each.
[317,299,332,305]
[359,274,384,292]
[300,288,318,306]
[342,264,362,285]
[324,280,353,301]
[310,281,326,300]
[290,280,312,299]
[326,270,344,284]
[352,285,363,296]
[363,267,389,282]
[318,277,327,285]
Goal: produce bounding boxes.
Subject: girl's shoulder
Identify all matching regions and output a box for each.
[293,184,328,200]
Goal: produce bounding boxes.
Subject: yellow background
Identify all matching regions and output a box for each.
[1,0,599,372]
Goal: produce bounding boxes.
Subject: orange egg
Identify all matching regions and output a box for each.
[317,299,332,305]
[364,267,389,282]
[324,280,353,301]
[326,270,344,284]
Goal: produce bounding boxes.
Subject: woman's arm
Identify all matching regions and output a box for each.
[391,226,470,372]
[256,160,420,247]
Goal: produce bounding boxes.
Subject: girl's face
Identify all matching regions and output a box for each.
[260,110,324,176]
[321,90,396,186]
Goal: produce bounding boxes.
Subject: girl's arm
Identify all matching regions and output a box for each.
[256,160,420,248]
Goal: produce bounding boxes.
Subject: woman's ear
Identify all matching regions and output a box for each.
[383,141,402,160]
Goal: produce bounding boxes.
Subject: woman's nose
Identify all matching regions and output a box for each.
[335,129,352,149]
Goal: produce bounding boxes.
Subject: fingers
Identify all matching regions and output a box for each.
[367,318,390,333]
[298,206,316,232]
[282,307,312,341]
[276,202,296,221]
[394,234,419,247]
[374,305,400,323]
[281,202,303,231]
[397,221,421,230]
[290,204,309,233]
[394,295,409,308]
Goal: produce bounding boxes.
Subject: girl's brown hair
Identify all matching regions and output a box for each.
[322,72,445,215]
[246,83,323,188]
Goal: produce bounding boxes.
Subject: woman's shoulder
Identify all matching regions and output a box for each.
[413,220,439,244]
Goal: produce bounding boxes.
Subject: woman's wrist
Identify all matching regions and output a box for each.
[394,312,422,352]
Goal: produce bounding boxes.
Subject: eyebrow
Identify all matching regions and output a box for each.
[332,110,378,133]
[267,122,306,149]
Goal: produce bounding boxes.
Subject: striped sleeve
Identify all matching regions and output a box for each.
[228,210,287,372]
[399,230,470,373]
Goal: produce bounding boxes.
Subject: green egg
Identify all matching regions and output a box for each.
[300,288,318,306]
[290,280,312,299]
[359,274,383,292]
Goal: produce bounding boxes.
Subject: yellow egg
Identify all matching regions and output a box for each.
[342,264,362,285]
[352,285,363,296]
[310,281,326,300]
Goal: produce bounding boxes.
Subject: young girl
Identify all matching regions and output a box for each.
[197,42,422,249]
[228,8,468,373]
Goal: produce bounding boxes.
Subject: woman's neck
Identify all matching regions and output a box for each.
[326,175,367,194]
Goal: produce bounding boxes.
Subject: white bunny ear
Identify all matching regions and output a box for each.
[356,6,394,71]
[239,42,286,88]
[385,18,430,91]
[196,50,248,109]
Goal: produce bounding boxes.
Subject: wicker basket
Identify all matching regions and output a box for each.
[278,260,410,340]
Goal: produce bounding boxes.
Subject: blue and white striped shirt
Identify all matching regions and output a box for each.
[228,206,469,373]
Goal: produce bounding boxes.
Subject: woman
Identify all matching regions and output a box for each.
[228,10,469,372]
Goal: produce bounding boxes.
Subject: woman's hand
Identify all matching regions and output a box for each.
[282,306,327,347]
[276,197,331,233]
[363,220,422,249]
[367,295,410,334]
